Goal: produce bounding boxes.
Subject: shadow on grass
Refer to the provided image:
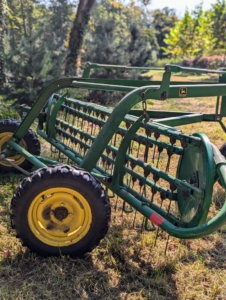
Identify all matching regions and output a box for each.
[0,217,225,299]
[0,224,179,300]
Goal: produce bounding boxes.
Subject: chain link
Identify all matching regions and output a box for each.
[142,89,148,118]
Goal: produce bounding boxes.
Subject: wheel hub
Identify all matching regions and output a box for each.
[53,207,69,221]
[0,132,27,166]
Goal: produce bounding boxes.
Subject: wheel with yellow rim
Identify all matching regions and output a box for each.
[0,119,40,172]
[10,165,111,256]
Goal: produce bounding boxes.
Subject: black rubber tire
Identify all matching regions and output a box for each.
[10,165,111,257]
[0,119,40,172]
[218,142,226,186]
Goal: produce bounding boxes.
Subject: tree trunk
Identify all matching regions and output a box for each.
[65,0,96,76]
[0,0,6,86]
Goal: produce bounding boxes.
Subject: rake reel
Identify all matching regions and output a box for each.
[2,63,226,256]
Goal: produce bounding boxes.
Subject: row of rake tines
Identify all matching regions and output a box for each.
[47,98,196,250]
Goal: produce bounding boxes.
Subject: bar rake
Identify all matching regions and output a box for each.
[1,63,226,256]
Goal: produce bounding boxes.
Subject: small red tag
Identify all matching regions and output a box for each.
[149,213,164,226]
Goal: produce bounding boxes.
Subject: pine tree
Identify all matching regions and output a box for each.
[4,0,73,105]
[0,0,7,87]
[82,0,158,105]
[83,0,158,68]
[151,7,178,59]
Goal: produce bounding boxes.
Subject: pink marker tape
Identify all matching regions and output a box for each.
[149,213,164,226]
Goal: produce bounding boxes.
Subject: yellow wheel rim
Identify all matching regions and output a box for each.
[0,132,27,167]
[28,187,92,247]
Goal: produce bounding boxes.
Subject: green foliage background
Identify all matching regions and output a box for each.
[1,0,226,105]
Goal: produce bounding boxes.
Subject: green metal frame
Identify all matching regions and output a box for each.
[4,63,226,240]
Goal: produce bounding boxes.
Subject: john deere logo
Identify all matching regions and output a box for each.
[179,88,187,97]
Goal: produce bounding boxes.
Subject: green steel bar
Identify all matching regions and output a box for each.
[64,96,216,127]
[72,80,137,92]
[35,156,59,165]
[56,118,184,155]
[73,80,226,100]
[125,156,204,198]
[115,188,226,239]
[156,113,204,126]
[83,62,226,75]
[165,64,226,74]
[56,126,189,198]
[55,125,183,175]
[41,126,165,197]
[86,62,164,71]
[212,144,226,189]
[123,167,175,200]
[46,93,60,126]
[64,97,216,124]
[219,72,226,118]
[47,92,69,138]
[111,113,202,197]
[7,140,46,168]
[12,78,76,140]
[139,122,201,146]
[59,106,107,127]
[165,84,226,100]
[129,110,216,121]
[37,129,83,165]
[123,185,182,225]
[129,110,195,117]
[113,115,144,185]
[42,125,181,201]
[75,77,218,87]
[79,88,147,171]
[55,123,203,199]
[12,64,226,144]
[82,62,164,77]
[79,73,171,172]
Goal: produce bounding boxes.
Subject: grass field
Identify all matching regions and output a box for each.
[1,75,226,300]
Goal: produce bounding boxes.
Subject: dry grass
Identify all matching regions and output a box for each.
[1,79,226,300]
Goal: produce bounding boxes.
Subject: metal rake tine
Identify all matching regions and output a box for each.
[164,234,170,255]
[153,227,160,247]
[114,195,119,211]
[152,144,156,163]
[132,210,137,228]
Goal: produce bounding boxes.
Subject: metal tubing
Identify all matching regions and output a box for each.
[12,78,76,140]
[7,140,46,169]
[156,113,204,126]
[72,80,137,92]
[212,143,226,189]
[116,188,226,239]
[166,64,226,74]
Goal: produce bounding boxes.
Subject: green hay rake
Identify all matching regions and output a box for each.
[1,63,226,256]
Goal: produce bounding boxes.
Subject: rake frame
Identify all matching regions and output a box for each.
[3,63,226,241]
